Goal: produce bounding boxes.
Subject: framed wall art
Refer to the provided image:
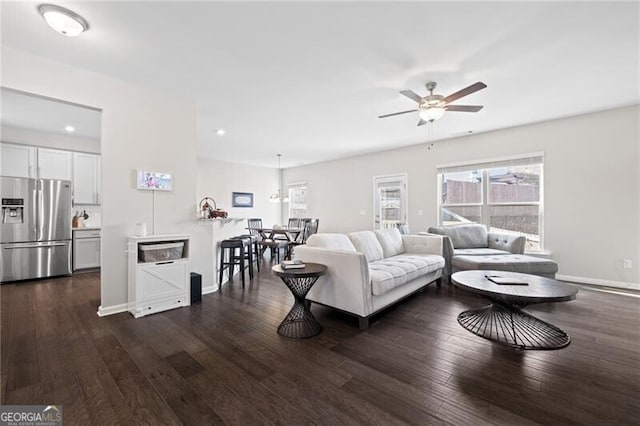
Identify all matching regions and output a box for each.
[232,192,254,208]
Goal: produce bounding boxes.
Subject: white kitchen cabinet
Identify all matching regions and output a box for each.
[37,148,73,180]
[0,143,36,178]
[73,229,101,270]
[73,152,101,204]
[127,235,191,318]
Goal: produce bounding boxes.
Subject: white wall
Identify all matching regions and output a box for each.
[193,158,279,292]
[1,125,100,153]
[283,106,640,288]
[1,47,199,313]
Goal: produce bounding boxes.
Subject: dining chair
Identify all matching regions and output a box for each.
[288,217,302,229]
[247,218,290,262]
[296,218,312,243]
[290,218,319,256]
[305,219,319,242]
[275,217,302,242]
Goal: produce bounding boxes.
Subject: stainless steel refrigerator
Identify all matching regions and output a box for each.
[1,177,72,282]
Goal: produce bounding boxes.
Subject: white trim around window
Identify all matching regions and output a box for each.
[437,154,544,252]
[288,181,308,218]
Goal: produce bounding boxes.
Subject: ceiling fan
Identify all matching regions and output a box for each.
[379,81,487,126]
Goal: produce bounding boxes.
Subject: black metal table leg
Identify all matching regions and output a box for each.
[457,299,571,350]
[277,275,323,338]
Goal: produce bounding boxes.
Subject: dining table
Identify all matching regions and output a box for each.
[247,227,304,259]
[249,227,303,243]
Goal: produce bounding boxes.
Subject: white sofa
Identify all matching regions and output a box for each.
[294,228,445,330]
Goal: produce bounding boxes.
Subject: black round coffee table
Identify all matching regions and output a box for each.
[451,270,578,350]
[271,263,327,338]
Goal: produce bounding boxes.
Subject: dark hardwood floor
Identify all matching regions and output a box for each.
[2,265,639,425]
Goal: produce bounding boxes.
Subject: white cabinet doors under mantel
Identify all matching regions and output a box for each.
[127,235,191,318]
[73,152,101,205]
[37,148,73,180]
[0,143,36,178]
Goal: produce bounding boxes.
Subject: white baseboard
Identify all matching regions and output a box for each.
[97,303,128,317]
[556,274,639,291]
[202,285,218,295]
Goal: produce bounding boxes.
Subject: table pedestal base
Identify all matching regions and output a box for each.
[277,274,323,338]
[457,302,571,350]
[278,300,323,338]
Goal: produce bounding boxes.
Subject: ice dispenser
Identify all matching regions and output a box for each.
[2,198,24,224]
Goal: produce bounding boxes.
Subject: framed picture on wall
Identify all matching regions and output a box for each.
[232,192,254,208]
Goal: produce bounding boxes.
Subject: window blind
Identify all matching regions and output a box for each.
[436,152,544,174]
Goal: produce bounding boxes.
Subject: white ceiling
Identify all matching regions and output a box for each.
[0,88,101,139]
[1,1,638,168]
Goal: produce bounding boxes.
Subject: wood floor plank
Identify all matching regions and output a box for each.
[165,351,205,379]
[4,285,41,392]
[93,334,182,425]
[260,371,386,425]
[341,376,444,425]
[186,368,272,425]
[191,348,314,425]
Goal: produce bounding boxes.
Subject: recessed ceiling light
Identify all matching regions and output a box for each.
[215,128,226,136]
[64,125,75,133]
[38,4,89,37]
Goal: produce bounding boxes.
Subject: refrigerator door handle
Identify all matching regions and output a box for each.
[4,242,68,249]
[36,179,43,241]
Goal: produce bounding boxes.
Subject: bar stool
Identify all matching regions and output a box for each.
[230,235,256,279]
[233,234,260,272]
[219,239,248,288]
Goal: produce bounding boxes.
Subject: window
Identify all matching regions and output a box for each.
[288,183,307,218]
[437,154,543,251]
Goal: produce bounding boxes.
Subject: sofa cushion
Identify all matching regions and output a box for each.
[374,228,405,258]
[348,231,384,262]
[453,248,510,256]
[428,224,488,249]
[452,254,559,276]
[306,234,356,252]
[370,254,444,296]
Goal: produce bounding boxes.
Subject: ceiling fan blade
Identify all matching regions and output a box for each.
[399,90,423,103]
[417,119,428,126]
[378,109,418,118]
[442,82,487,104]
[445,105,484,112]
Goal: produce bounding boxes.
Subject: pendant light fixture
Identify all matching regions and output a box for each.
[38,4,89,37]
[269,154,289,203]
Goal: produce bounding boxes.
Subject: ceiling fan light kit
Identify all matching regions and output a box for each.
[418,105,446,122]
[379,81,487,126]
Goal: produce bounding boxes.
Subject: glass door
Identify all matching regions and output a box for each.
[373,174,407,230]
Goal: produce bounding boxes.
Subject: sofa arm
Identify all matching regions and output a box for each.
[488,232,526,254]
[293,246,372,317]
[421,233,454,277]
[401,235,443,256]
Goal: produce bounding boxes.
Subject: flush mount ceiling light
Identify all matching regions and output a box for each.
[64,125,75,133]
[214,128,226,136]
[38,4,89,36]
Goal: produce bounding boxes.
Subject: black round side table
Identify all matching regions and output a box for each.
[271,262,327,338]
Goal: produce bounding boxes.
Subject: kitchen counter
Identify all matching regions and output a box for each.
[73,227,101,231]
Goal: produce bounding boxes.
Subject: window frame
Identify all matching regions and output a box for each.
[437,155,544,252]
[287,182,308,219]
